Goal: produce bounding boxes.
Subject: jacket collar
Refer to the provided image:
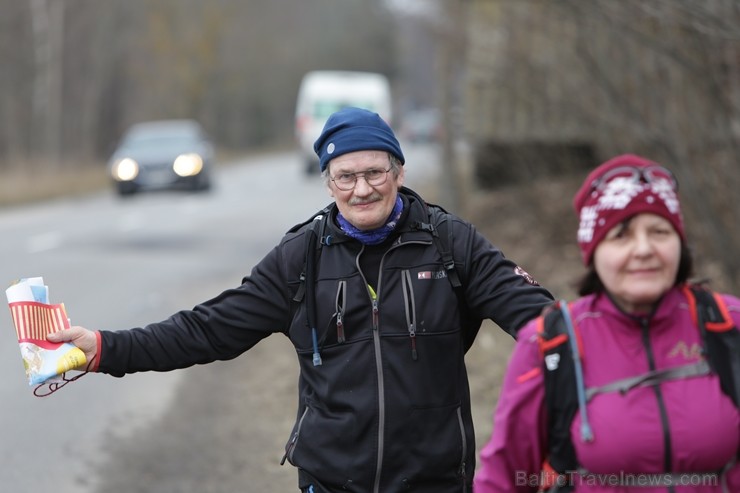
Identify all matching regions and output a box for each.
[322,187,435,246]
[592,285,686,326]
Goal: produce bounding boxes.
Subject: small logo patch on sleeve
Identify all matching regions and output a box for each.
[515,266,539,286]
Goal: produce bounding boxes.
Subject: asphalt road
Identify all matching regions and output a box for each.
[1,144,498,493]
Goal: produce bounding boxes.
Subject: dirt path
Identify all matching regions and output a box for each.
[92,335,303,492]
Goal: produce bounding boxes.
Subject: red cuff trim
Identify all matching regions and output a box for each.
[91,331,102,372]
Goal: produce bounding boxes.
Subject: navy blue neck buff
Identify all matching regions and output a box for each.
[337,195,403,245]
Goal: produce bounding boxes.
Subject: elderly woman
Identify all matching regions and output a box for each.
[474,154,739,493]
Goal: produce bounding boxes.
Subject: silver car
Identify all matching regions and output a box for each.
[108,119,214,196]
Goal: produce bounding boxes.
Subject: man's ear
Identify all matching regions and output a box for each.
[325,164,335,197]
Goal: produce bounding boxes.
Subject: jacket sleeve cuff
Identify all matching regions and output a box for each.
[90,331,102,372]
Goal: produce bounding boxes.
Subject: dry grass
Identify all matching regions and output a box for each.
[0,148,264,209]
[0,161,110,207]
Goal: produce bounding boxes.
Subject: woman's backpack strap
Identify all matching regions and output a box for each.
[537,302,580,481]
[684,284,740,407]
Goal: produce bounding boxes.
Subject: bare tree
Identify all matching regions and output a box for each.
[28,0,64,163]
[465,0,740,290]
[0,1,32,167]
[0,0,398,171]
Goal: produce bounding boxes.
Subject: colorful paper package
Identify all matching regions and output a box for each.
[6,277,87,386]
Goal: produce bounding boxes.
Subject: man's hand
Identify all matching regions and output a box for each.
[47,326,98,371]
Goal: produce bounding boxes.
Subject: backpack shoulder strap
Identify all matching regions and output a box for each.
[684,284,734,331]
[421,203,483,351]
[684,284,740,407]
[537,302,582,478]
[291,206,331,305]
[290,206,332,367]
[425,204,462,290]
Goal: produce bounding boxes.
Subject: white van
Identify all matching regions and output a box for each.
[295,70,392,174]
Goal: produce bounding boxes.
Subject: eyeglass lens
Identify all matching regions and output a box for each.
[333,168,389,190]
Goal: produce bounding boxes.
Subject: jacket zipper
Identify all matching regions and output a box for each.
[401,270,418,360]
[640,317,675,489]
[335,280,346,343]
[456,406,468,492]
[371,293,384,493]
[280,406,309,466]
[361,240,432,493]
[356,246,387,493]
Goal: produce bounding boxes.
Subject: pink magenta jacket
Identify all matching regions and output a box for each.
[474,286,739,493]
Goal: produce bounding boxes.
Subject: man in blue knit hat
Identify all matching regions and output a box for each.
[313,107,407,236]
[50,107,553,492]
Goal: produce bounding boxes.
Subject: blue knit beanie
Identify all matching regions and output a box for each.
[313,107,405,172]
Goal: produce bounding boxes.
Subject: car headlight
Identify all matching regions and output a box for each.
[173,153,204,177]
[112,158,139,181]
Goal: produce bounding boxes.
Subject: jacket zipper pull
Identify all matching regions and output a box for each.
[336,313,345,343]
[409,323,418,360]
[280,432,298,465]
[367,284,380,330]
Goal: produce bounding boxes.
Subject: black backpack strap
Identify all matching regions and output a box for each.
[427,209,462,290]
[292,207,331,305]
[408,199,462,288]
[291,207,331,367]
[420,204,481,351]
[686,285,740,408]
[538,302,581,482]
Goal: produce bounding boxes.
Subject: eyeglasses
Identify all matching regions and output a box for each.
[590,165,678,192]
[330,167,392,191]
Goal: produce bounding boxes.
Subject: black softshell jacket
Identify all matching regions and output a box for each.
[97,187,554,493]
